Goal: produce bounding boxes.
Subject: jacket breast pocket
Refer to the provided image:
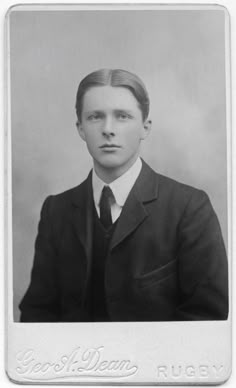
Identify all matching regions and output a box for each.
[134,259,178,289]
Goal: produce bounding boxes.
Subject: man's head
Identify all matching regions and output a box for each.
[75,69,152,182]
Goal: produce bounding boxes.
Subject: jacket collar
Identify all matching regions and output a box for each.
[131,158,159,203]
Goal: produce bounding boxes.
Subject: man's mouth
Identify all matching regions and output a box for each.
[100,144,121,148]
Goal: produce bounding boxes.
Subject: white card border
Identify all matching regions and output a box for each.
[4,3,232,385]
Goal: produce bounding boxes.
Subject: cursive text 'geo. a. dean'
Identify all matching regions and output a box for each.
[16,346,138,380]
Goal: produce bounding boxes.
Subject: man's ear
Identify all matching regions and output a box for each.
[76,121,86,141]
[141,119,152,140]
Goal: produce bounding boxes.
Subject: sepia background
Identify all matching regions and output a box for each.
[9,8,228,321]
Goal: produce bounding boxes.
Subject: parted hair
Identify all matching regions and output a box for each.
[75,68,150,122]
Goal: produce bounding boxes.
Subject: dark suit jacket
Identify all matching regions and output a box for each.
[19,160,228,322]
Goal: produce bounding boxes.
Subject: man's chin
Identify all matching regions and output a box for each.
[94,155,127,171]
[93,152,139,172]
[94,152,120,164]
[98,160,122,170]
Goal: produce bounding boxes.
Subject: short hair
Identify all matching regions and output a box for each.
[75,68,150,122]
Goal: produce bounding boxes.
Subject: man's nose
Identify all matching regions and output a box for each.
[102,116,115,136]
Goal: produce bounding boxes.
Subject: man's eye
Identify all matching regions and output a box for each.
[117,113,130,120]
[88,114,102,121]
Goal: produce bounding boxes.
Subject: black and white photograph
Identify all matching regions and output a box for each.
[18,65,229,323]
[5,3,232,385]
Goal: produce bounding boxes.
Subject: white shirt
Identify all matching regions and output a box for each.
[92,157,142,223]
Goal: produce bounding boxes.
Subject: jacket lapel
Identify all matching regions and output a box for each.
[110,160,159,251]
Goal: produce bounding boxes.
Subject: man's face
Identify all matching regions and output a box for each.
[77,85,151,178]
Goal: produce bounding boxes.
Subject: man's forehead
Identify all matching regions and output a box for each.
[83,85,139,110]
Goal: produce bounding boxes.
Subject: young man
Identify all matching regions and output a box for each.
[19,69,228,322]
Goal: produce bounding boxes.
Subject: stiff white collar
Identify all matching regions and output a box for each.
[92,157,142,208]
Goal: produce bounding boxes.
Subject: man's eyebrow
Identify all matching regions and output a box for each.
[84,109,134,115]
[84,110,104,114]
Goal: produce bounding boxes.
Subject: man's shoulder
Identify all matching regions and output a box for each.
[157,171,204,195]
[42,172,91,213]
[143,160,209,204]
[54,179,88,198]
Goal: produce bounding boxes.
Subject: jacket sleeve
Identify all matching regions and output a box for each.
[19,196,61,322]
[174,190,229,320]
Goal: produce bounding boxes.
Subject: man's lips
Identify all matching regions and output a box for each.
[99,144,121,148]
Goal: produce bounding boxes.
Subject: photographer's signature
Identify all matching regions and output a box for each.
[16,346,138,381]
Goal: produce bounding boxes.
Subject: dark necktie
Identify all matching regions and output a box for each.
[99,185,114,229]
